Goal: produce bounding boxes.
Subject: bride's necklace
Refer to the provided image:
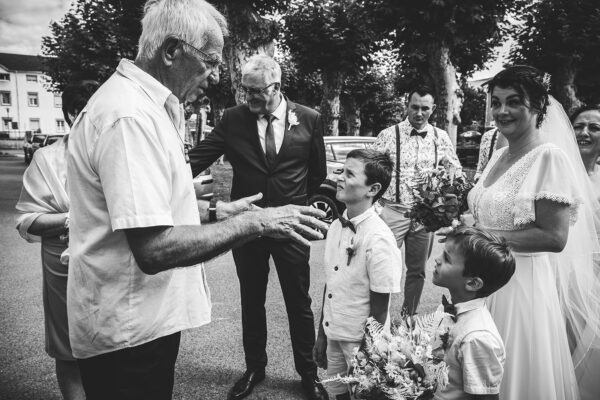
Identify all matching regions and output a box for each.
[506,138,538,160]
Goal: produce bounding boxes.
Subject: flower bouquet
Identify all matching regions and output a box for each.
[405,166,473,232]
[323,312,453,400]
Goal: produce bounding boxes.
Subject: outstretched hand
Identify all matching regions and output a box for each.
[258,205,329,246]
[217,193,263,220]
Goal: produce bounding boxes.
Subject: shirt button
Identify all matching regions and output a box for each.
[328,293,332,299]
[334,266,338,271]
[324,321,329,327]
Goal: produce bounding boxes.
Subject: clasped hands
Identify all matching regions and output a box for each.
[211,193,329,246]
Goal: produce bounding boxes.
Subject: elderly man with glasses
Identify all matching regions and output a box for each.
[189,54,327,400]
[66,2,327,399]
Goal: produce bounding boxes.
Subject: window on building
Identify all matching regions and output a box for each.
[0,73,9,81]
[56,119,66,133]
[30,119,41,133]
[12,121,18,130]
[0,91,11,106]
[26,74,38,82]
[28,92,39,107]
[54,93,62,108]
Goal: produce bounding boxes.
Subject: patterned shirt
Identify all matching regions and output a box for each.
[370,118,462,206]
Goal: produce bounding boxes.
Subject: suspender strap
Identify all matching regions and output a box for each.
[395,124,400,203]
[432,127,439,167]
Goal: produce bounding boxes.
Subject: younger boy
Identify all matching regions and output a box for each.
[313,149,403,400]
[433,226,515,400]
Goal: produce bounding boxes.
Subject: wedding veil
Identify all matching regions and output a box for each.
[541,95,600,369]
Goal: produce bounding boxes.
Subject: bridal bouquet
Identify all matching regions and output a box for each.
[323,313,452,400]
[405,166,473,232]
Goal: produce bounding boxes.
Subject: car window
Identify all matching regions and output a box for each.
[331,142,369,161]
[32,136,46,144]
[47,137,61,145]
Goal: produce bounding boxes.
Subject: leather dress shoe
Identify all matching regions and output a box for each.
[301,376,329,400]
[227,369,265,400]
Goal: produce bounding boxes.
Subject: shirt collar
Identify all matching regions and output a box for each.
[403,117,431,134]
[116,59,183,131]
[260,95,287,120]
[455,297,486,316]
[342,206,376,228]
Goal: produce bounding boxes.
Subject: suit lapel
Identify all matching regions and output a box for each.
[275,99,296,164]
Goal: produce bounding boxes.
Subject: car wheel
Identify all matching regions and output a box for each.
[309,194,339,225]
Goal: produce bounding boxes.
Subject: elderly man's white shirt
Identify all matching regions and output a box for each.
[67,59,211,359]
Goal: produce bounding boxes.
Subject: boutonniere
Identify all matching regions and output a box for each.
[346,237,357,266]
[288,109,299,130]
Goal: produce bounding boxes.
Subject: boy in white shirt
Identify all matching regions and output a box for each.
[433,226,515,400]
[313,149,403,400]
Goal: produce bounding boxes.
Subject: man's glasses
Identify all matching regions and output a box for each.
[240,82,279,96]
[180,40,222,70]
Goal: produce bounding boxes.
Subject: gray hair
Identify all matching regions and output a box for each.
[137,0,228,62]
[241,55,281,83]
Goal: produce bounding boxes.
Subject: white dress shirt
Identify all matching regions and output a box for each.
[323,207,403,341]
[257,95,287,154]
[434,297,505,399]
[67,59,211,359]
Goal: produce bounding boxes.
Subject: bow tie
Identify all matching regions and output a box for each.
[338,216,356,233]
[442,295,457,322]
[410,128,427,139]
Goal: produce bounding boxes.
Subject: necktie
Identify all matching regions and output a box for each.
[338,216,356,233]
[410,128,427,139]
[442,295,457,322]
[264,114,277,167]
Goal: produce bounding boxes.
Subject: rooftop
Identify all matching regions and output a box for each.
[0,53,46,72]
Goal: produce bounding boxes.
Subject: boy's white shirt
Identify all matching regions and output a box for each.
[322,206,403,341]
[434,297,505,399]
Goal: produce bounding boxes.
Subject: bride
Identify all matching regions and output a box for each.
[468,65,600,399]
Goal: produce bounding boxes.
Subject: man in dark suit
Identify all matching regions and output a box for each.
[189,55,327,400]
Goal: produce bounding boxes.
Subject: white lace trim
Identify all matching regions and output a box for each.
[513,191,581,227]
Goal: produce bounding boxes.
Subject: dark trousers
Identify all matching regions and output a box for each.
[380,202,434,315]
[232,237,317,378]
[77,332,181,400]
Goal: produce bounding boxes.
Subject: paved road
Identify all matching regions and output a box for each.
[0,154,443,399]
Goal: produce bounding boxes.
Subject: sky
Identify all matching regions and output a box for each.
[0,0,510,79]
[0,0,72,55]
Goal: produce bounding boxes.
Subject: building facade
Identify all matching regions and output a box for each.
[0,53,67,139]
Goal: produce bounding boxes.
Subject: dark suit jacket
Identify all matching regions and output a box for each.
[189,99,326,207]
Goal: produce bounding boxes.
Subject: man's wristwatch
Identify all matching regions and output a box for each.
[208,198,218,222]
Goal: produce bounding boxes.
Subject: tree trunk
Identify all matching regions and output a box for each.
[553,59,582,115]
[220,3,278,105]
[321,70,345,136]
[341,93,361,136]
[425,42,461,147]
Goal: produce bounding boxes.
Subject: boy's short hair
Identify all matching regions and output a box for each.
[407,85,436,103]
[448,226,515,298]
[346,148,393,202]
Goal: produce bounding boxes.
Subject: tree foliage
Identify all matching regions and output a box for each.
[511,0,600,110]
[353,0,517,140]
[284,0,384,135]
[42,0,144,91]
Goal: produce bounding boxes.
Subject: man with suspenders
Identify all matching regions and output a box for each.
[370,86,462,315]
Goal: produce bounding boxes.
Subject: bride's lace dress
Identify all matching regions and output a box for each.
[468,143,580,400]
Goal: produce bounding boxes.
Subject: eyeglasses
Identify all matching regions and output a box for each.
[180,40,222,70]
[240,82,279,96]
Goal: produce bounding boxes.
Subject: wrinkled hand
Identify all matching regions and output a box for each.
[258,205,328,246]
[313,333,328,369]
[217,193,263,220]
